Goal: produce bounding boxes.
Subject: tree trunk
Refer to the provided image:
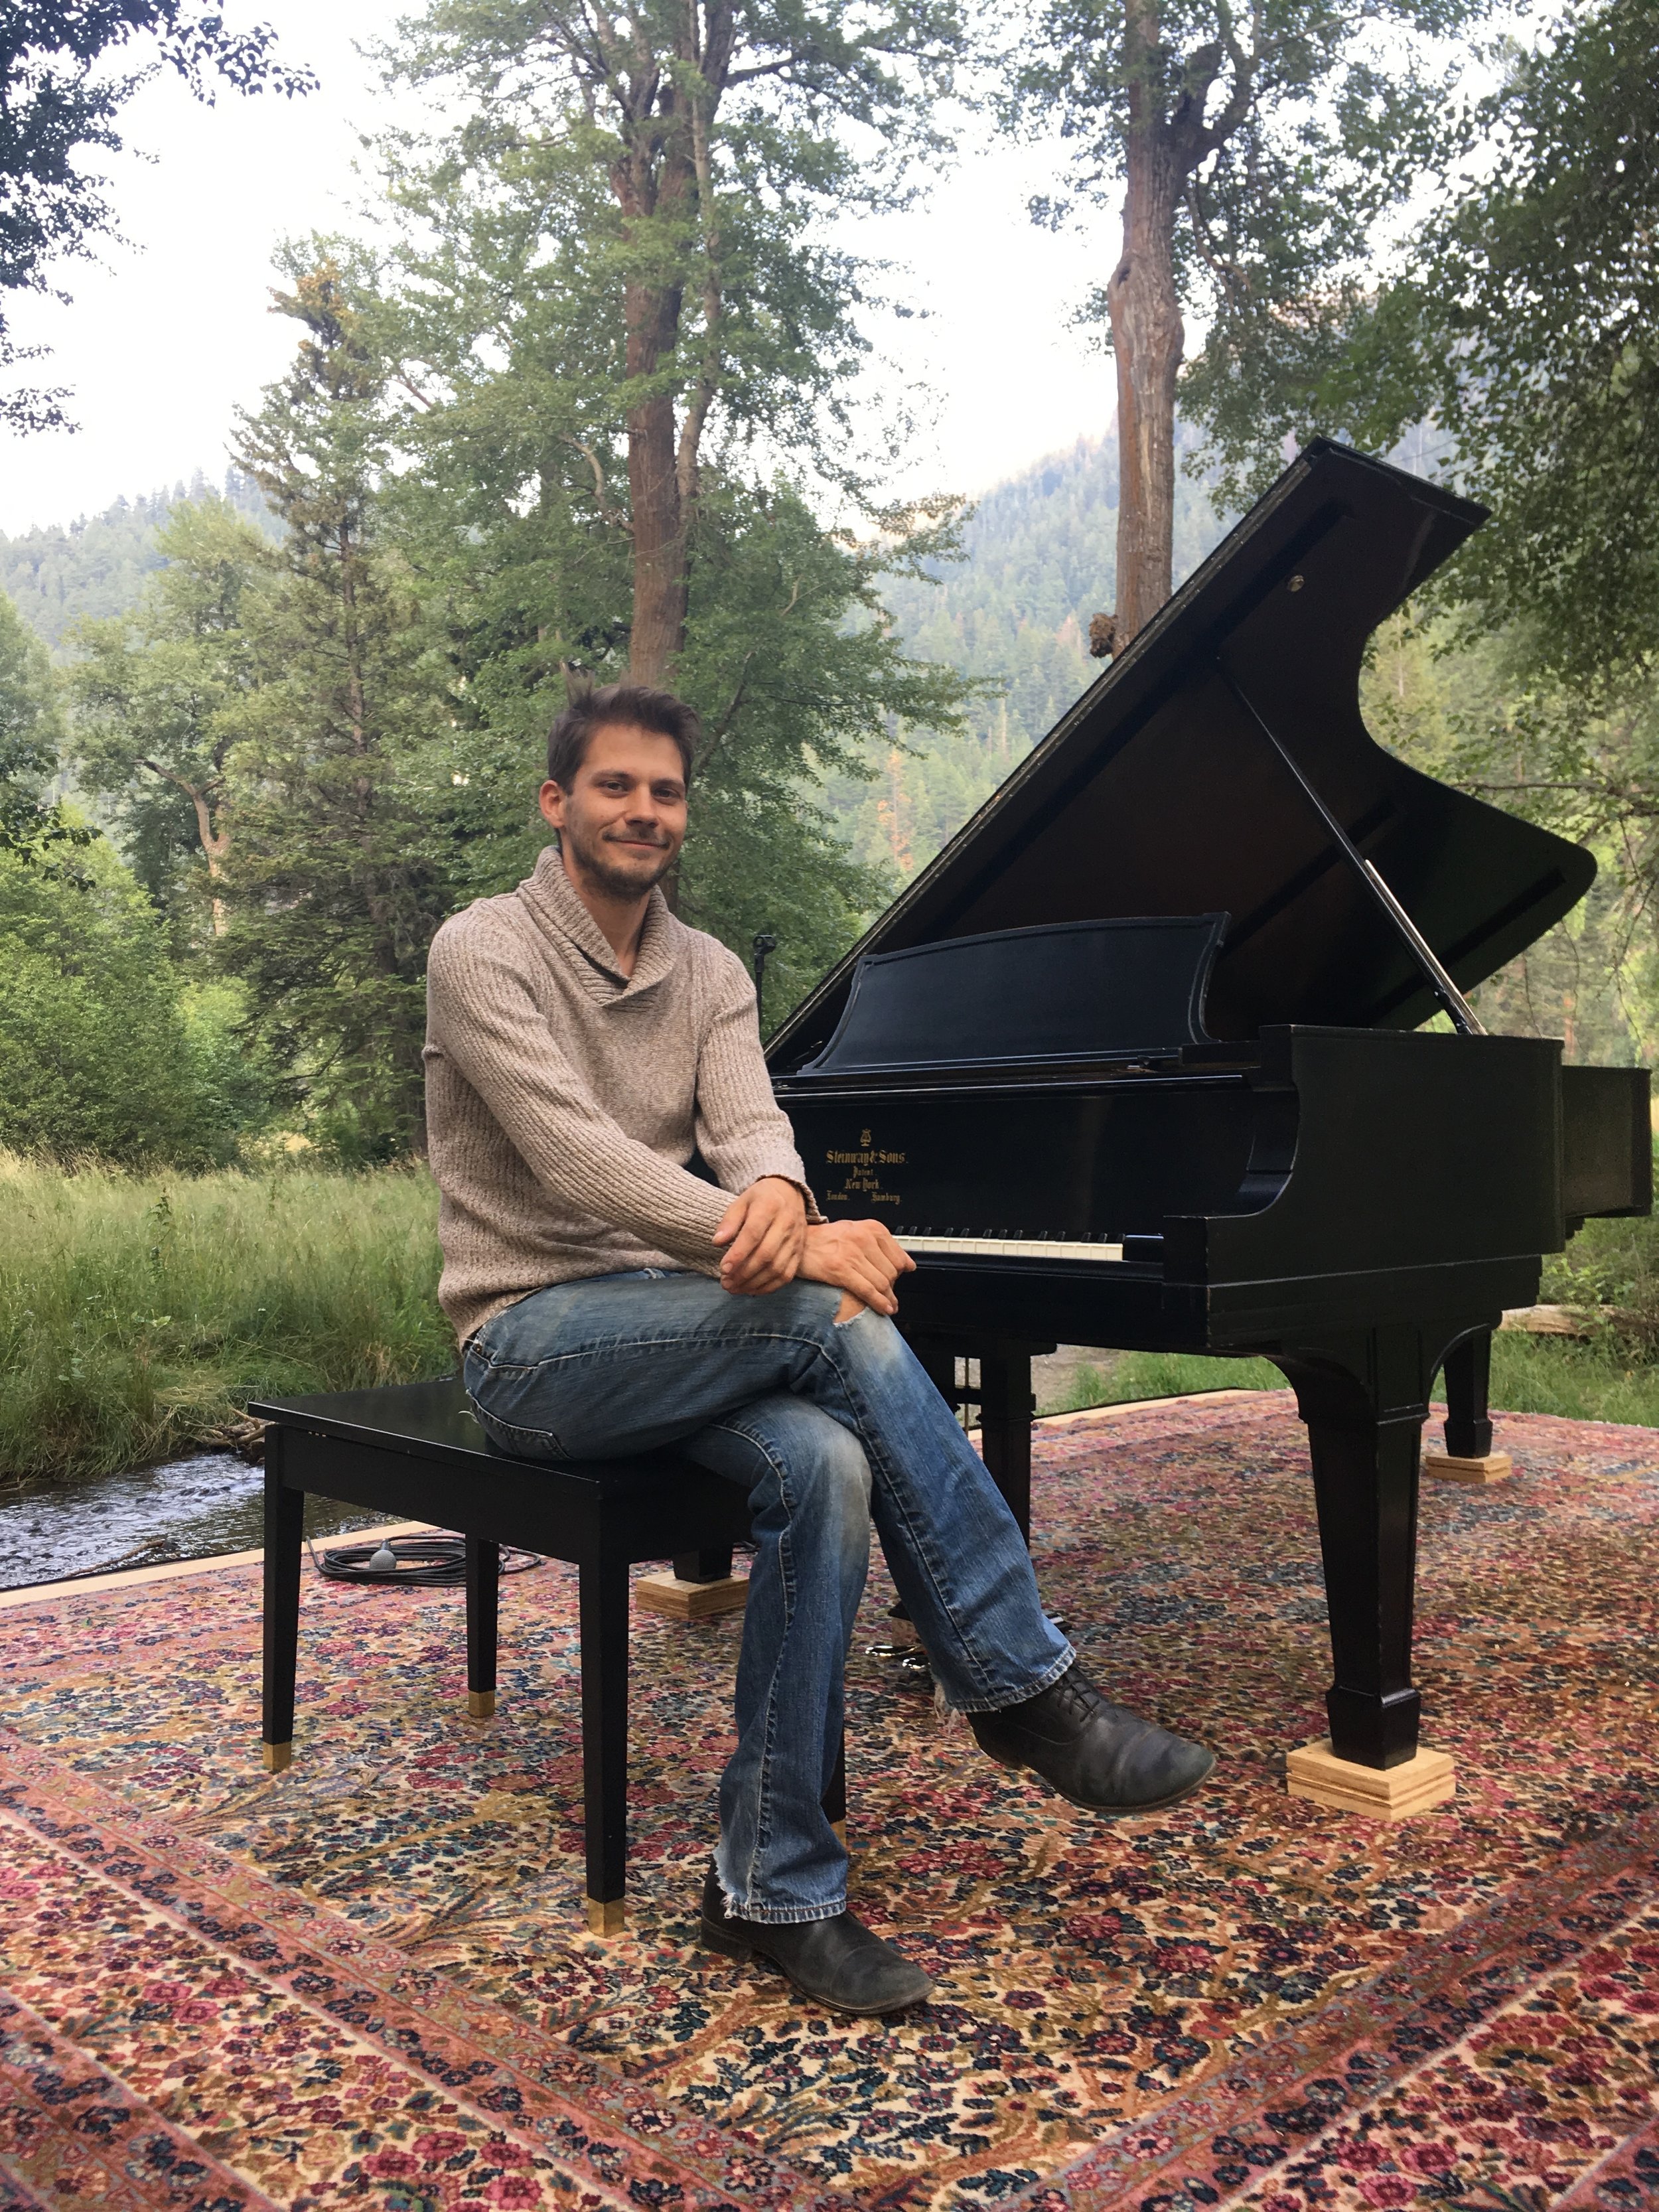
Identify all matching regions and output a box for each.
[1107,0,1185,645]
[626,380,688,684]
[618,129,693,687]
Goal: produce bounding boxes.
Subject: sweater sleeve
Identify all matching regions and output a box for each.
[427,920,731,1272]
[693,950,825,1219]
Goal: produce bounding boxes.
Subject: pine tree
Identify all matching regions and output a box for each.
[215,256,451,1157]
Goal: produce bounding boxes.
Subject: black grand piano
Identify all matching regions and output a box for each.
[767,439,1650,1789]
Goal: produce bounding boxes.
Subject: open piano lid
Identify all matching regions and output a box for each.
[768,439,1595,1070]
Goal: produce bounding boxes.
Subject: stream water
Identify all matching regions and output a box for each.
[0,1453,395,1593]
[0,1347,1135,1595]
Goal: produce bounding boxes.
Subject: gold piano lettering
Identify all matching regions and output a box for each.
[823,1131,906,1207]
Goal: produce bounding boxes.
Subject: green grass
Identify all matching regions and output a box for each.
[1046,1337,1659,1430]
[0,1153,453,1487]
[1045,1352,1283,1414]
[6,1153,1659,1490]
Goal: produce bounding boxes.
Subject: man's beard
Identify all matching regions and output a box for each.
[562,818,678,899]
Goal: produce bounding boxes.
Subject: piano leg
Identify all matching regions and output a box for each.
[977,1347,1035,1544]
[1274,1325,1458,1819]
[1423,1329,1514,1483]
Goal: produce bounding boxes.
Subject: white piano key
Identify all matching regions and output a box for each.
[896,1236,1126,1263]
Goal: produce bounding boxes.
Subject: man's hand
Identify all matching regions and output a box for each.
[796,1218,916,1318]
[713,1177,808,1296]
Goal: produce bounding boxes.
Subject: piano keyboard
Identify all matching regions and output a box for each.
[896,1235,1125,1262]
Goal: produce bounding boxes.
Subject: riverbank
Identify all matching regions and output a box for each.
[0,1153,451,1485]
[5,1151,1658,1490]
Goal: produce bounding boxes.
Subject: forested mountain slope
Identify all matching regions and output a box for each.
[827,428,1228,883]
[0,473,277,649]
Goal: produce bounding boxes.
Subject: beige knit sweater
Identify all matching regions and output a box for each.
[423,846,818,1343]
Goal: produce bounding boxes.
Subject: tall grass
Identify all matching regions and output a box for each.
[0,1154,453,1486]
[7,1153,1658,1491]
[1047,1333,1659,1430]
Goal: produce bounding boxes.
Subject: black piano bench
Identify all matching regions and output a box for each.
[248,1378,844,1937]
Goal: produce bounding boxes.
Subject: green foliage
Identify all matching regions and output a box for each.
[0,589,68,852]
[67,498,269,926]
[1190,0,1659,702]
[1358,611,1659,1065]
[0,1157,449,1485]
[0,3,312,429]
[0,473,276,650]
[0,843,269,1165]
[214,257,454,1158]
[366,8,976,1000]
[1541,1200,1659,1361]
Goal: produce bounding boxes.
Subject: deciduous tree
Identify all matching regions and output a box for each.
[382,0,965,684]
[1009,0,1486,645]
[1198,0,1659,701]
[367,14,972,1003]
[68,498,268,931]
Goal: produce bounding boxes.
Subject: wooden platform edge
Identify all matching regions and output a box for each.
[1423,1449,1514,1484]
[635,1570,749,1621]
[1286,1737,1456,1820]
[0,1520,439,1613]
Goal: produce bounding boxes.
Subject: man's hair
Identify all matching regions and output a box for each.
[545,682,701,789]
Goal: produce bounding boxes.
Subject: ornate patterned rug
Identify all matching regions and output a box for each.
[2,1392,1657,2212]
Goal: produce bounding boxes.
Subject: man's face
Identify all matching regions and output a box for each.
[540,723,689,900]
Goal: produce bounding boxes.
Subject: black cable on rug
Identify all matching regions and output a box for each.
[309,1534,544,1587]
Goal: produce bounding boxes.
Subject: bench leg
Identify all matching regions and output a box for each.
[466,1537,499,1718]
[261,1432,302,1773]
[979,1346,1035,1544]
[579,1556,630,1935]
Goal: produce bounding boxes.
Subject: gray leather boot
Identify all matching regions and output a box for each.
[699,1866,932,2016]
[970,1664,1214,1813]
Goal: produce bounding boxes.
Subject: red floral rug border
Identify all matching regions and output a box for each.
[7,1723,1659,2212]
[0,1729,847,2212]
[1019,1810,1659,2211]
[0,1984,287,2211]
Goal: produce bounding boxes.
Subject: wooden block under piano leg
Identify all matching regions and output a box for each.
[634,1570,748,1621]
[1423,1447,1513,1483]
[1287,1738,1456,1820]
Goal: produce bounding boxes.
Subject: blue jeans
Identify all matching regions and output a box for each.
[463,1270,1074,1924]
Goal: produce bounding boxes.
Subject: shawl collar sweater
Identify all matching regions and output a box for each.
[423,846,817,1343]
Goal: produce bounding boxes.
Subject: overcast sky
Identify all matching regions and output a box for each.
[0,1,1114,537]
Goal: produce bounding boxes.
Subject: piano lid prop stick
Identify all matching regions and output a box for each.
[1218,667,1486,1038]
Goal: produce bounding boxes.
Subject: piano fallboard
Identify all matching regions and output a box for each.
[780,1024,1570,1295]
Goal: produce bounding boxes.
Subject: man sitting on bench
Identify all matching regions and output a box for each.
[423,681,1214,2016]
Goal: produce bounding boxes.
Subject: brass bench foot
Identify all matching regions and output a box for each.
[585,1895,626,1937]
[467,1690,497,1719]
[263,1742,293,1774]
